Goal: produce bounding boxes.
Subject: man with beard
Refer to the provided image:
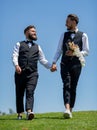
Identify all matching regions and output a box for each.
[12,25,51,120]
[51,14,89,118]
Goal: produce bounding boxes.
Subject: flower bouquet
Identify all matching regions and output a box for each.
[68,42,85,67]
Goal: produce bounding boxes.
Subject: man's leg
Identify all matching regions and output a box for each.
[26,74,38,120]
[70,65,82,108]
[15,72,25,119]
[60,63,72,118]
[60,63,71,108]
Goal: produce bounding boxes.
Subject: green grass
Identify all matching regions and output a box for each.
[0,111,97,130]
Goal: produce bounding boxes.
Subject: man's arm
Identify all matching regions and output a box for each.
[38,45,51,69]
[51,33,64,72]
[53,33,64,63]
[12,42,22,74]
[81,33,89,56]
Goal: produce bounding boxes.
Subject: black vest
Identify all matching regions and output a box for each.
[61,31,83,63]
[18,41,39,72]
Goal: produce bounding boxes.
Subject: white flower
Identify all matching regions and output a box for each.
[73,48,85,67]
[68,42,85,67]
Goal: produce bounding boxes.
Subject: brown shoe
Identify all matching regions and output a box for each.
[27,112,34,120]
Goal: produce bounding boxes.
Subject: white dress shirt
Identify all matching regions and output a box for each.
[53,29,89,63]
[12,41,51,69]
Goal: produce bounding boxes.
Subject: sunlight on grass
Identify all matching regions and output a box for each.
[0,111,97,130]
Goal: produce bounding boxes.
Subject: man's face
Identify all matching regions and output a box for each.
[26,28,37,41]
[65,17,75,31]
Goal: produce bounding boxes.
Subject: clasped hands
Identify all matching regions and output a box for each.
[50,63,57,72]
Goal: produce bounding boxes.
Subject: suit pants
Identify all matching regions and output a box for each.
[15,70,38,113]
[60,59,82,108]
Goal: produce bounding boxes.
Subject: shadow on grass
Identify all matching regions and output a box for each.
[0,112,70,121]
[0,118,27,121]
[0,116,65,121]
[34,115,66,120]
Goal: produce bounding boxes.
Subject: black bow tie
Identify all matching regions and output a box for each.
[25,41,34,46]
[69,31,75,34]
[26,41,33,43]
[71,31,76,34]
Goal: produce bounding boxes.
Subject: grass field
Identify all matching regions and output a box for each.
[0,111,97,130]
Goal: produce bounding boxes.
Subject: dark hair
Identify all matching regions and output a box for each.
[24,25,36,34]
[67,14,79,24]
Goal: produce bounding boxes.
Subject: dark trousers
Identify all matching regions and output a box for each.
[15,71,38,113]
[60,58,82,108]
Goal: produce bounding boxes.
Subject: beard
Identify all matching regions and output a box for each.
[28,34,37,41]
[67,26,72,31]
[66,24,73,31]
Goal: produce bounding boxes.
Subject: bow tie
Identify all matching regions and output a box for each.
[70,31,76,34]
[26,41,34,46]
[26,41,33,44]
[25,41,34,48]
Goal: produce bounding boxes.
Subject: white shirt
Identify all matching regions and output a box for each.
[12,41,51,69]
[53,29,89,63]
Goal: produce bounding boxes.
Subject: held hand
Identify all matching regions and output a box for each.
[65,50,74,56]
[50,63,57,72]
[15,65,22,74]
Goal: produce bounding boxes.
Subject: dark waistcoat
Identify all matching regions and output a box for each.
[61,31,83,64]
[18,41,39,72]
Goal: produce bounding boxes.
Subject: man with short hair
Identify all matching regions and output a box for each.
[12,25,51,120]
[51,14,89,118]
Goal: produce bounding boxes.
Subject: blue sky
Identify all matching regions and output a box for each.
[0,0,97,114]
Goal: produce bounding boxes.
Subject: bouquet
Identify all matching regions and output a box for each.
[68,42,85,67]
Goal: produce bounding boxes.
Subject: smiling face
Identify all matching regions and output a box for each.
[65,17,76,31]
[24,26,37,41]
[65,14,79,31]
[26,27,37,41]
